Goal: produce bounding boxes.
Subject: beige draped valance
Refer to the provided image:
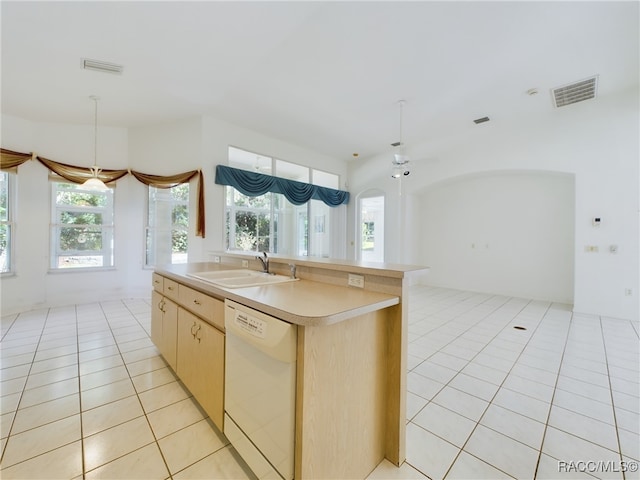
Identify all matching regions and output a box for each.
[2,151,206,238]
[131,170,205,238]
[1,148,33,172]
[37,156,129,185]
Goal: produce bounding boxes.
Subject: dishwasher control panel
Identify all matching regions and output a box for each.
[233,311,267,338]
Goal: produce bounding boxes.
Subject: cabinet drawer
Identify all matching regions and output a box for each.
[179,285,225,331]
[163,277,180,302]
[152,273,164,292]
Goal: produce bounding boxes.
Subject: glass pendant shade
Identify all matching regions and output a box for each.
[82,167,108,191]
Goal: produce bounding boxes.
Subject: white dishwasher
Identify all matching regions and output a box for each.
[224,299,297,480]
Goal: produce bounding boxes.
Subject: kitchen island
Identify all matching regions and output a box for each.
[153,253,428,479]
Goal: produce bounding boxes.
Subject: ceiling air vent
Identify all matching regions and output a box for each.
[81,58,124,75]
[552,76,598,108]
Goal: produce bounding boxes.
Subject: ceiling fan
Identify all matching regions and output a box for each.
[391,100,410,178]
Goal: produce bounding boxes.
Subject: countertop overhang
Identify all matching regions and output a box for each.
[156,262,403,327]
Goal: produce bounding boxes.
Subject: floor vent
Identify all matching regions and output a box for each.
[552,76,598,108]
[81,58,124,75]
[473,116,490,125]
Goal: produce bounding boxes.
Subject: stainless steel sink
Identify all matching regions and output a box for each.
[187,269,298,288]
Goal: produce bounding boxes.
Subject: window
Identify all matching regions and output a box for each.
[225,146,340,257]
[0,171,14,273]
[50,180,114,269]
[146,184,189,266]
[358,194,385,262]
[225,188,274,252]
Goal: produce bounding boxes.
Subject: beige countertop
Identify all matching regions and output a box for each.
[156,262,403,327]
[211,251,429,279]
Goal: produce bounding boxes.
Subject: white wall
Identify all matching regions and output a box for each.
[1,113,347,314]
[1,114,144,313]
[347,89,639,320]
[419,171,574,303]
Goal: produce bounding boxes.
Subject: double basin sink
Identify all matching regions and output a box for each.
[187,269,298,288]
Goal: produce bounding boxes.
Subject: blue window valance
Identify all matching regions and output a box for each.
[215,165,349,207]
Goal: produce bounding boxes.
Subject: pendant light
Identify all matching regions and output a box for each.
[82,95,109,191]
[391,100,410,179]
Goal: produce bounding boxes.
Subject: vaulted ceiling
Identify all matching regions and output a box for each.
[2,1,638,162]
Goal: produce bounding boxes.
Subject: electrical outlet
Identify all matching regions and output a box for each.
[348,273,365,288]
[241,260,249,268]
[213,256,220,263]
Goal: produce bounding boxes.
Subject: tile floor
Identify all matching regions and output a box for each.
[0,286,638,479]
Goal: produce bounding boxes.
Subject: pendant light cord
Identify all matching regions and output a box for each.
[398,100,405,155]
[93,96,98,169]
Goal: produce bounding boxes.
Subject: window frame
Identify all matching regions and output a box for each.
[144,183,190,268]
[49,179,115,271]
[0,171,15,275]
[224,146,340,257]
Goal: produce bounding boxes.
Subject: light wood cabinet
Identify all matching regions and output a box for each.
[151,273,225,431]
[163,277,180,302]
[177,307,225,430]
[178,284,225,331]
[153,261,412,480]
[151,290,178,371]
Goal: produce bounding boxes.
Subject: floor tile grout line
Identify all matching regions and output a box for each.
[1,308,84,471]
[440,299,557,480]
[410,293,513,339]
[407,303,511,420]
[0,307,50,466]
[533,308,576,480]
[118,297,235,478]
[75,304,88,480]
[411,298,553,412]
[628,318,640,339]
[75,299,174,479]
[406,297,537,478]
[2,292,636,480]
[599,316,628,480]
[77,303,120,477]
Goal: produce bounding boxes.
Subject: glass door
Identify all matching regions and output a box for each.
[358,195,385,262]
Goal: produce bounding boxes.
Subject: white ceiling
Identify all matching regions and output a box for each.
[2,1,638,162]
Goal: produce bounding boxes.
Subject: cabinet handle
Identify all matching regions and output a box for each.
[193,299,201,306]
[195,325,202,343]
[167,286,174,291]
[158,299,165,313]
[190,321,198,337]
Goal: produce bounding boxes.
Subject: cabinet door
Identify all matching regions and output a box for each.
[151,290,164,349]
[151,291,178,371]
[195,316,225,429]
[177,308,225,430]
[177,308,198,392]
[162,298,178,371]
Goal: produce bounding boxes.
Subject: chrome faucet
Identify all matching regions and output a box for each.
[256,251,269,274]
